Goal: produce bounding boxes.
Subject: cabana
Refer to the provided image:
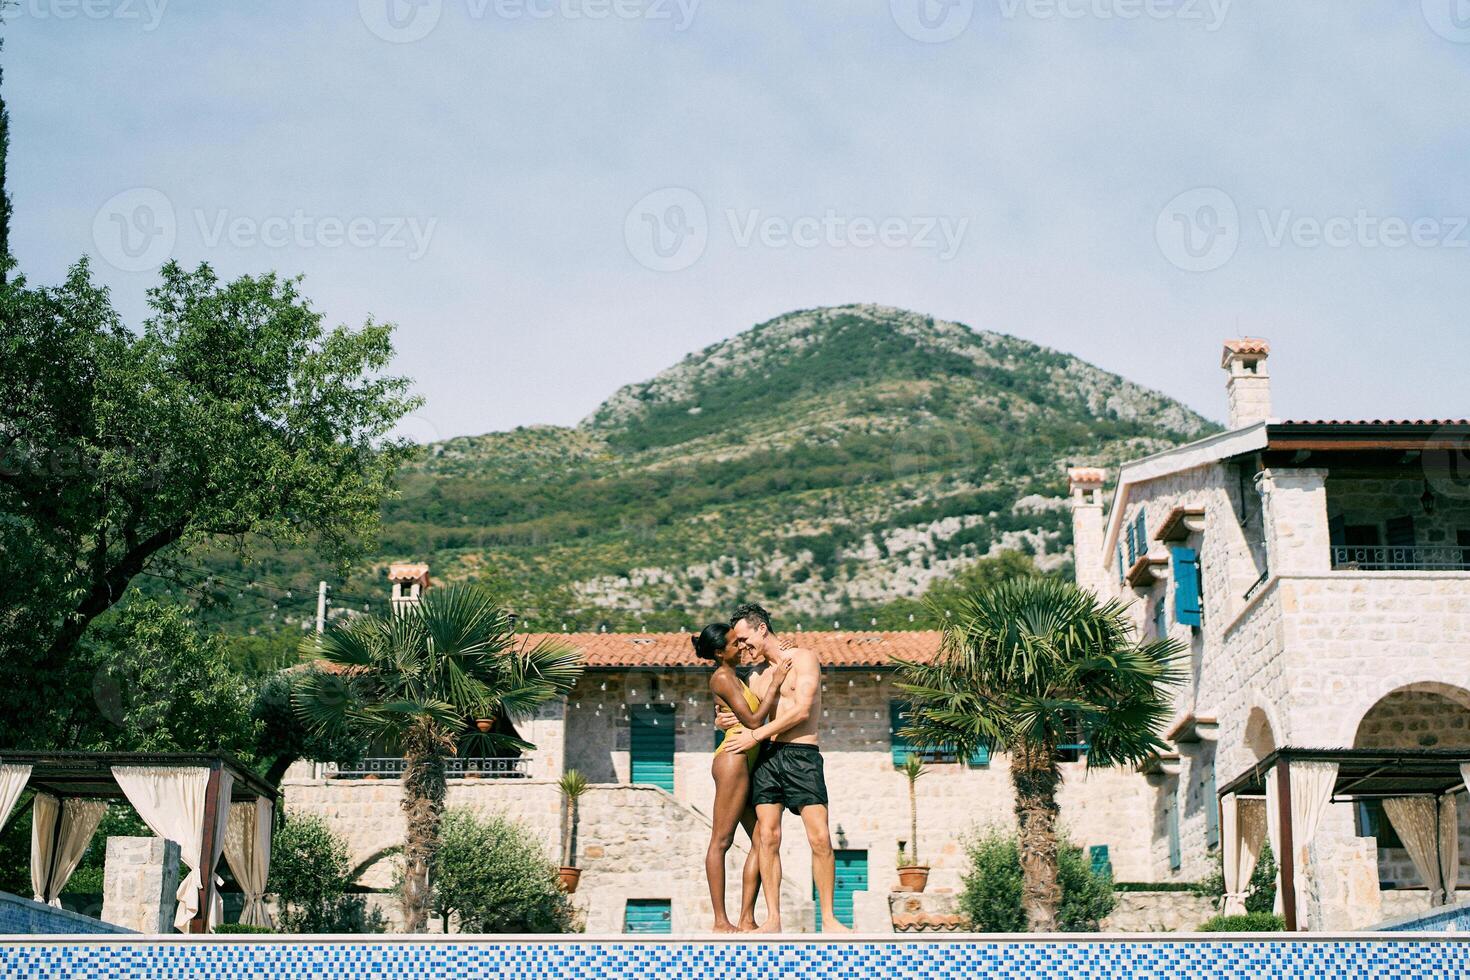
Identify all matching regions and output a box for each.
[1217,747,1470,929]
[0,751,277,933]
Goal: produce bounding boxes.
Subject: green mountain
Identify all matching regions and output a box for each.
[189,304,1218,639]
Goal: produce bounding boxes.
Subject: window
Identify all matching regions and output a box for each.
[1204,769,1219,850]
[1385,515,1416,548]
[814,850,868,930]
[1166,793,1182,871]
[1089,844,1112,879]
[623,899,672,934]
[630,704,675,792]
[1153,594,1168,639]
[1355,800,1404,849]
[1057,712,1089,763]
[1172,547,1202,628]
[890,702,988,765]
[1460,529,1470,567]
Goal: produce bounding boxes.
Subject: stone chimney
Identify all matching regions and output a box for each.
[1068,468,1108,595]
[388,562,431,615]
[1222,338,1273,429]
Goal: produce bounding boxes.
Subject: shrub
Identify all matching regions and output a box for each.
[268,814,386,934]
[431,809,577,933]
[959,830,1116,932]
[1199,912,1285,932]
[214,923,275,934]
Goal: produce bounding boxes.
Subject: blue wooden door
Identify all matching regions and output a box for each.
[813,849,867,930]
[630,704,675,792]
[623,898,672,934]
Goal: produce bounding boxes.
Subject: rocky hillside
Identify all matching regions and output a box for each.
[203,305,1217,636]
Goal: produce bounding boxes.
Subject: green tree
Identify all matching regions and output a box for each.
[894,577,1181,932]
[268,813,385,934]
[960,830,1116,932]
[293,585,583,931]
[250,669,365,787]
[60,594,257,755]
[432,809,576,933]
[0,258,418,747]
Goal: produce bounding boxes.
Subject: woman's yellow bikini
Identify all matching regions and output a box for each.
[716,681,762,773]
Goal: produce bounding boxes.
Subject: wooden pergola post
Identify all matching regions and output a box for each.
[1276,761,1297,931]
[189,761,224,934]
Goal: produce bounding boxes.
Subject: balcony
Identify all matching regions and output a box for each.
[324,757,531,779]
[1329,545,1470,572]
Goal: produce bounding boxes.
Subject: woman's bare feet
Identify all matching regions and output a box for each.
[736,914,759,931]
[712,919,740,934]
[752,918,782,933]
[820,918,853,934]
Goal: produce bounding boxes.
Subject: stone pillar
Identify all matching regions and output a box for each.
[102,836,180,934]
[1258,468,1332,576]
[1068,468,1108,595]
[1222,338,1273,429]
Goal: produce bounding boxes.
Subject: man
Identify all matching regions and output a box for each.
[720,602,850,933]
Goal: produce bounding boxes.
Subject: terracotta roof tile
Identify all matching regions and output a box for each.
[1276,419,1470,427]
[1222,337,1271,357]
[524,630,943,669]
[892,913,969,932]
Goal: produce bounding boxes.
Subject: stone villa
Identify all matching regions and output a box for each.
[284,340,1470,933]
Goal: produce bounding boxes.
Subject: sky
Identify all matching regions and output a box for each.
[7,1,1470,442]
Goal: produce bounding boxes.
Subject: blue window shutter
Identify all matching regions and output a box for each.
[623,899,672,934]
[1167,798,1182,871]
[1173,546,1202,627]
[1135,510,1148,557]
[630,704,675,792]
[1089,844,1112,878]
[1117,545,1126,583]
[890,701,910,767]
[1205,769,1219,850]
[967,743,990,767]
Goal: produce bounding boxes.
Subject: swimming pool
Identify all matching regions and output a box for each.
[2,933,1465,979]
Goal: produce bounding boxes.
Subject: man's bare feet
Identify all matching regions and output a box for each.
[712,920,740,934]
[752,918,782,933]
[736,916,759,931]
[821,918,853,934]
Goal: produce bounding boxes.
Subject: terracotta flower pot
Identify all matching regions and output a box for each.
[558,867,582,894]
[475,719,494,733]
[897,865,930,893]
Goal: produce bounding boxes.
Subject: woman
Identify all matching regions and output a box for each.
[692,622,790,932]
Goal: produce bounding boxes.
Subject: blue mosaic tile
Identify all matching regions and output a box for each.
[0,938,1466,979]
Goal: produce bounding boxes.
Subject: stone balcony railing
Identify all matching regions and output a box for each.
[1329,545,1470,572]
[323,757,531,779]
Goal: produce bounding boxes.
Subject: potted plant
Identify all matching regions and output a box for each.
[896,754,930,892]
[558,769,589,893]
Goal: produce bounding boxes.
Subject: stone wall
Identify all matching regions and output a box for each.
[1101,891,1218,932]
[101,836,179,934]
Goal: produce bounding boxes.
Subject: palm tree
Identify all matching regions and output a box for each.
[558,769,588,868]
[893,577,1182,932]
[294,584,583,931]
[900,754,926,866]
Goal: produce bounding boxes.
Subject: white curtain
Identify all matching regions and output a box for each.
[207,771,233,930]
[1265,766,1282,915]
[1222,794,1267,916]
[0,764,31,829]
[1439,794,1459,905]
[1384,797,1450,906]
[112,766,213,931]
[29,794,108,906]
[224,798,274,928]
[1289,760,1338,922]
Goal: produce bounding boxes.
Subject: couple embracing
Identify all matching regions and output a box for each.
[691,602,850,933]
